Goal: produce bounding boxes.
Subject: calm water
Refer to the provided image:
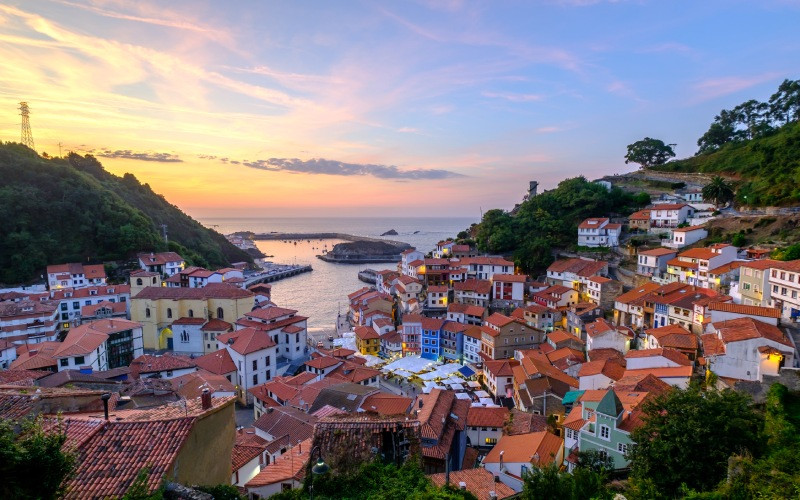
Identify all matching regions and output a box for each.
[200,217,477,332]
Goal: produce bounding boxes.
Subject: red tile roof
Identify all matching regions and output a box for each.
[483,431,563,467]
[245,439,310,487]
[711,317,793,348]
[708,301,780,319]
[130,353,196,376]
[217,327,277,355]
[625,347,692,366]
[193,349,236,375]
[171,369,236,398]
[638,247,677,257]
[429,468,516,499]
[359,393,412,415]
[466,406,509,427]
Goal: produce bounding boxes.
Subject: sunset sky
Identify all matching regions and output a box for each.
[0,1,798,217]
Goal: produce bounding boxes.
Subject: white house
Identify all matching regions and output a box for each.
[624,348,693,370]
[649,204,694,229]
[46,263,106,290]
[766,263,800,321]
[459,256,514,281]
[637,248,677,277]
[0,339,18,369]
[666,244,738,288]
[702,317,795,381]
[400,248,425,276]
[585,318,633,354]
[665,225,708,249]
[462,326,482,365]
[483,432,565,492]
[138,251,186,277]
[577,218,622,248]
[236,306,308,362]
[707,302,780,325]
[217,327,279,404]
[492,274,527,304]
[425,285,449,310]
[50,284,131,330]
[54,318,144,372]
[466,406,509,448]
[170,317,207,356]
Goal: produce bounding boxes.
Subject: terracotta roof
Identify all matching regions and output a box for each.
[80,300,126,317]
[622,366,693,379]
[328,362,380,385]
[466,406,509,428]
[484,431,563,466]
[711,317,793,348]
[137,251,184,265]
[484,359,519,377]
[679,247,719,259]
[546,258,606,277]
[650,203,689,210]
[507,409,548,435]
[638,247,676,257]
[217,327,276,355]
[493,273,528,283]
[613,373,672,394]
[63,417,195,499]
[171,369,236,398]
[245,438,310,487]
[354,325,380,340]
[453,279,492,294]
[56,319,141,358]
[548,329,584,345]
[578,359,626,380]
[193,349,236,375]
[578,217,609,229]
[614,282,661,304]
[562,407,586,431]
[708,302,781,319]
[232,429,269,471]
[429,468,516,499]
[0,369,51,384]
[245,306,298,321]
[701,333,726,356]
[47,262,107,280]
[667,258,699,270]
[200,319,233,332]
[133,282,252,300]
[587,348,625,362]
[645,324,697,350]
[421,317,446,331]
[359,392,412,415]
[130,353,196,375]
[625,348,692,366]
[485,312,515,328]
[305,356,341,370]
[629,209,651,221]
[709,261,743,275]
[673,224,707,233]
[254,407,318,442]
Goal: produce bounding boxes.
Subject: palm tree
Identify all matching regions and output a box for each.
[702,176,735,206]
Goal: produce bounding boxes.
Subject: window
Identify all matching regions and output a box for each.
[252,359,258,370]
[252,374,258,385]
[265,355,271,366]
[72,301,79,310]
[60,303,68,311]
[774,285,779,293]
[74,356,85,365]
[188,309,194,318]
[145,308,151,318]
[60,358,68,367]
[167,308,172,318]
[180,331,189,343]
[136,278,143,285]
[600,425,610,440]
[217,307,224,319]
[618,443,628,454]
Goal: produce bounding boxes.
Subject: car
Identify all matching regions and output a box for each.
[317,341,324,348]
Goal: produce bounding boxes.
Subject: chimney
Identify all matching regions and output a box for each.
[494,475,500,483]
[489,491,497,500]
[101,393,111,421]
[499,450,504,471]
[267,407,274,414]
[458,481,467,491]
[201,388,212,410]
[418,399,423,409]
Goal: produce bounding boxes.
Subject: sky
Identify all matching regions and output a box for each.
[0,0,798,218]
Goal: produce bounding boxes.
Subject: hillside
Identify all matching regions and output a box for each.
[651,118,800,207]
[0,143,252,284]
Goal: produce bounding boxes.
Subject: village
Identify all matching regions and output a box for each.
[1,178,799,498]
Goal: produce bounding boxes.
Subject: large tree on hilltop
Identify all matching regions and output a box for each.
[624,138,676,168]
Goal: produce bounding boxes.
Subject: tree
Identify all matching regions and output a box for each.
[701,176,735,206]
[627,386,762,497]
[633,192,651,207]
[624,138,676,168]
[575,449,614,475]
[0,417,77,500]
[768,78,800,125]
[521,462,612,500]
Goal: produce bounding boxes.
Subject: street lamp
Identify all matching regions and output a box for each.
[309,446,329,500]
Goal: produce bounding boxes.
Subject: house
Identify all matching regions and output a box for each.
[738,259,777,306]
[578,357,626,390]
[400,314,423,356]
[484,359,519,399]
[520,304,560,331]
[80,300,127,322]
[459,256,514,281]
[131,283,254,350]
[628,209,651,231]
[453,279,492,307]
[703,317,795,382]
[492,274,528,305]
[420,317,446,360]
[466,406,509,449]
[194,348,237,384]
[171,369,237,399]
[235,306,308,363]
[201,318,234,353]
[169,317,208,355]
[0,299,60,344]
[531,285,578,309]
[480,313,543,361]
[644,324,699,360]
[511,351,578,419]
[380,330,403,358]
[586,276,622,310]
[164,266,224,288]
[429,468,516,500]
[546,258,608,292]
[395,275,423,303]
[217,327,278,404]
[354,325,381,356]
[666,244,739,288]
[483,432,564,492]
[61,395,236,499]
[625,347,693,370]
[413,388,470,473]
[137,251,186,277]
[612,282,660,328]
[547,329,585,352]
[425,285,449,312]
[375,269,400,295]
[0,339,16,369]
[648,203,694,229]
[585,318,633,354]
[50,284,131,330]
[130,353,197,380]
[577,218,622,248]
[665,225,708,249]
[245,439,310,498]
[46,263,106,290]
[441,321,468,362]
[446,303,486,326]
[766,261,800,321]
[637,248,677,277]
[566,302,603,340]
[54,318,144,372]
[304,355,343,381]
[462,326,482,365]
[231,428,270,487]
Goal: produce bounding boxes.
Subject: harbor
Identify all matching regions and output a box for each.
[242,263,312,287]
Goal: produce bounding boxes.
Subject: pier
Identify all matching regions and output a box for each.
[246,232,410,248]
[242,265,312,287]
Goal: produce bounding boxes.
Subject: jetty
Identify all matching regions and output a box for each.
[243,265,312,287]
[246,232,410,248]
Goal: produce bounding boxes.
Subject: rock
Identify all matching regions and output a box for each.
[381,229,399,236]
[413,230,420,234]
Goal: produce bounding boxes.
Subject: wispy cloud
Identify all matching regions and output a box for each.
[93,149,182,162]
[239,157,464,180]
[482,91,543,102]
[691,72,784,102]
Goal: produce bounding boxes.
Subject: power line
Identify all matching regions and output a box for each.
[19,101,34,150]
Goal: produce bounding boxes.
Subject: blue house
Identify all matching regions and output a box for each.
[420,318,445,360]
[441,321,467,362]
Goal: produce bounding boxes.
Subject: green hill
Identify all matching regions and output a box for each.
[651,121,800,206]
[0,142,252,284]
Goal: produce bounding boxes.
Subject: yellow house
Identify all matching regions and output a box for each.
[354,326,381,356]
[131,282,254,349]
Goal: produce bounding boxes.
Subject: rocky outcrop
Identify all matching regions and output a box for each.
[317,240,410,263]
[381,229,399,236]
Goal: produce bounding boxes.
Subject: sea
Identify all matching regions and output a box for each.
[199,217,477,334]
